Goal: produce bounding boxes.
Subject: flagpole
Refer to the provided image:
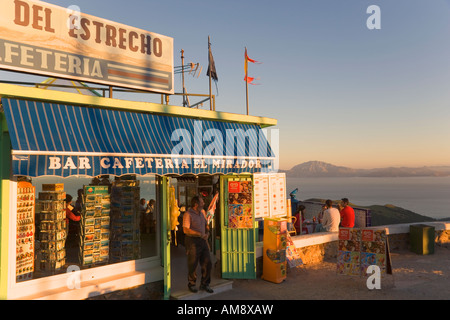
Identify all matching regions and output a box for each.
[208,36,212,111]
[245,47,249,115]
[181,49,187,107]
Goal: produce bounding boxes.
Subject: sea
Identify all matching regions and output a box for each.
[286,176,450,220]
[33,175,450,220]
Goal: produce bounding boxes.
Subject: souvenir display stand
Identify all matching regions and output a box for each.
[286,233,303,269]
[262,217,287,283]
[79,185,111,267]
[337,228,392,276]
[16,181,36,282]
[110,178,141,262]
[36,184,67,273]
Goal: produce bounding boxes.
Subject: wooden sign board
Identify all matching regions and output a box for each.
[0,0,174,93]
[337,227,392,276]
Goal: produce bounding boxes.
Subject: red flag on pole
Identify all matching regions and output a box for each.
[244,47,261,115]
[244,76,255,84]
[244,48,261,84]
[245,48,260,64]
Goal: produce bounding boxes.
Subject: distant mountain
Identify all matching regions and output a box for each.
[284,161,361,177]
[284,161,450,178]
[363,166,450,177]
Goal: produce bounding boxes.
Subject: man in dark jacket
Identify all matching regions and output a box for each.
[182,196,213,293]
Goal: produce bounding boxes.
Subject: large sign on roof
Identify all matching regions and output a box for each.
[0,0,174,94]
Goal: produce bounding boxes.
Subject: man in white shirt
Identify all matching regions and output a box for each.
[315,199,341,232]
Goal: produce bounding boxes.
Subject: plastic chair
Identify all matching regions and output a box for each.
[288,216,297,236]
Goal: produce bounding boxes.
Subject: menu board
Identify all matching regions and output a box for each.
[254,174,270,218]
[360,229,390,274]
[337,228,391,276]
[269,173,286,218]
[253,173,287,218]
[337,228,361,276]
[227,179,253,229]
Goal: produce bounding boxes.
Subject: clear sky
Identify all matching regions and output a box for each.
[4,0,450,170]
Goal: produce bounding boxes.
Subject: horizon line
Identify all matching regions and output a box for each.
[280,160,450,171]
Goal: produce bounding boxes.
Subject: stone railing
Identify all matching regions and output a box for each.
[256,221,450,273]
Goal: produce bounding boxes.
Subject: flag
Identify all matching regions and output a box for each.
[244,76,255,84]
[207,42,218,82]
[244,48,261,85]
[245,48,260,64]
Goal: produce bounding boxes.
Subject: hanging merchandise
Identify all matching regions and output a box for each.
[110,177,141,262]
[79,185,111,267]
[169,186,180,245]
[16,181,36,282]
[285,233,303,269]
[36,184,67,273]
[206,191,219,225]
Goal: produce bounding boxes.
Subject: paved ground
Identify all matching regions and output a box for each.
[87,245,450,300]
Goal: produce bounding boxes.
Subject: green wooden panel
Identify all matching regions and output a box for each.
[161,177,171,300]
[220,175,257,279]
[0,112,11,299]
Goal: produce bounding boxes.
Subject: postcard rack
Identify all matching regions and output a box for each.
[110,178,141,262]
[79,185,111,267]
[36,184,67,273]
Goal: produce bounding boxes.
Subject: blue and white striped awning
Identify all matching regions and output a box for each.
[2,98,276,177]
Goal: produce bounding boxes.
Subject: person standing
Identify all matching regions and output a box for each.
[339,198,355,228]
[315,199,340,232]
[65,194,81,226]
[182,196,213,294]
[65,194,81,245]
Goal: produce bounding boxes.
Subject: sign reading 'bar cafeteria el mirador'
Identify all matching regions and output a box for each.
[0,0,174,94]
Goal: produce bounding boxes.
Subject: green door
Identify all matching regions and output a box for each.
[161,176,171,300]
[220,175,257,279]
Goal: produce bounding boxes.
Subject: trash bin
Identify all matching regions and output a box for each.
[410,224,435,255]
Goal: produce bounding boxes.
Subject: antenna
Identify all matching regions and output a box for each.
[174,49,202,107]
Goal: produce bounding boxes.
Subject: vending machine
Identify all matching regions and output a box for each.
[262,217,287,283]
